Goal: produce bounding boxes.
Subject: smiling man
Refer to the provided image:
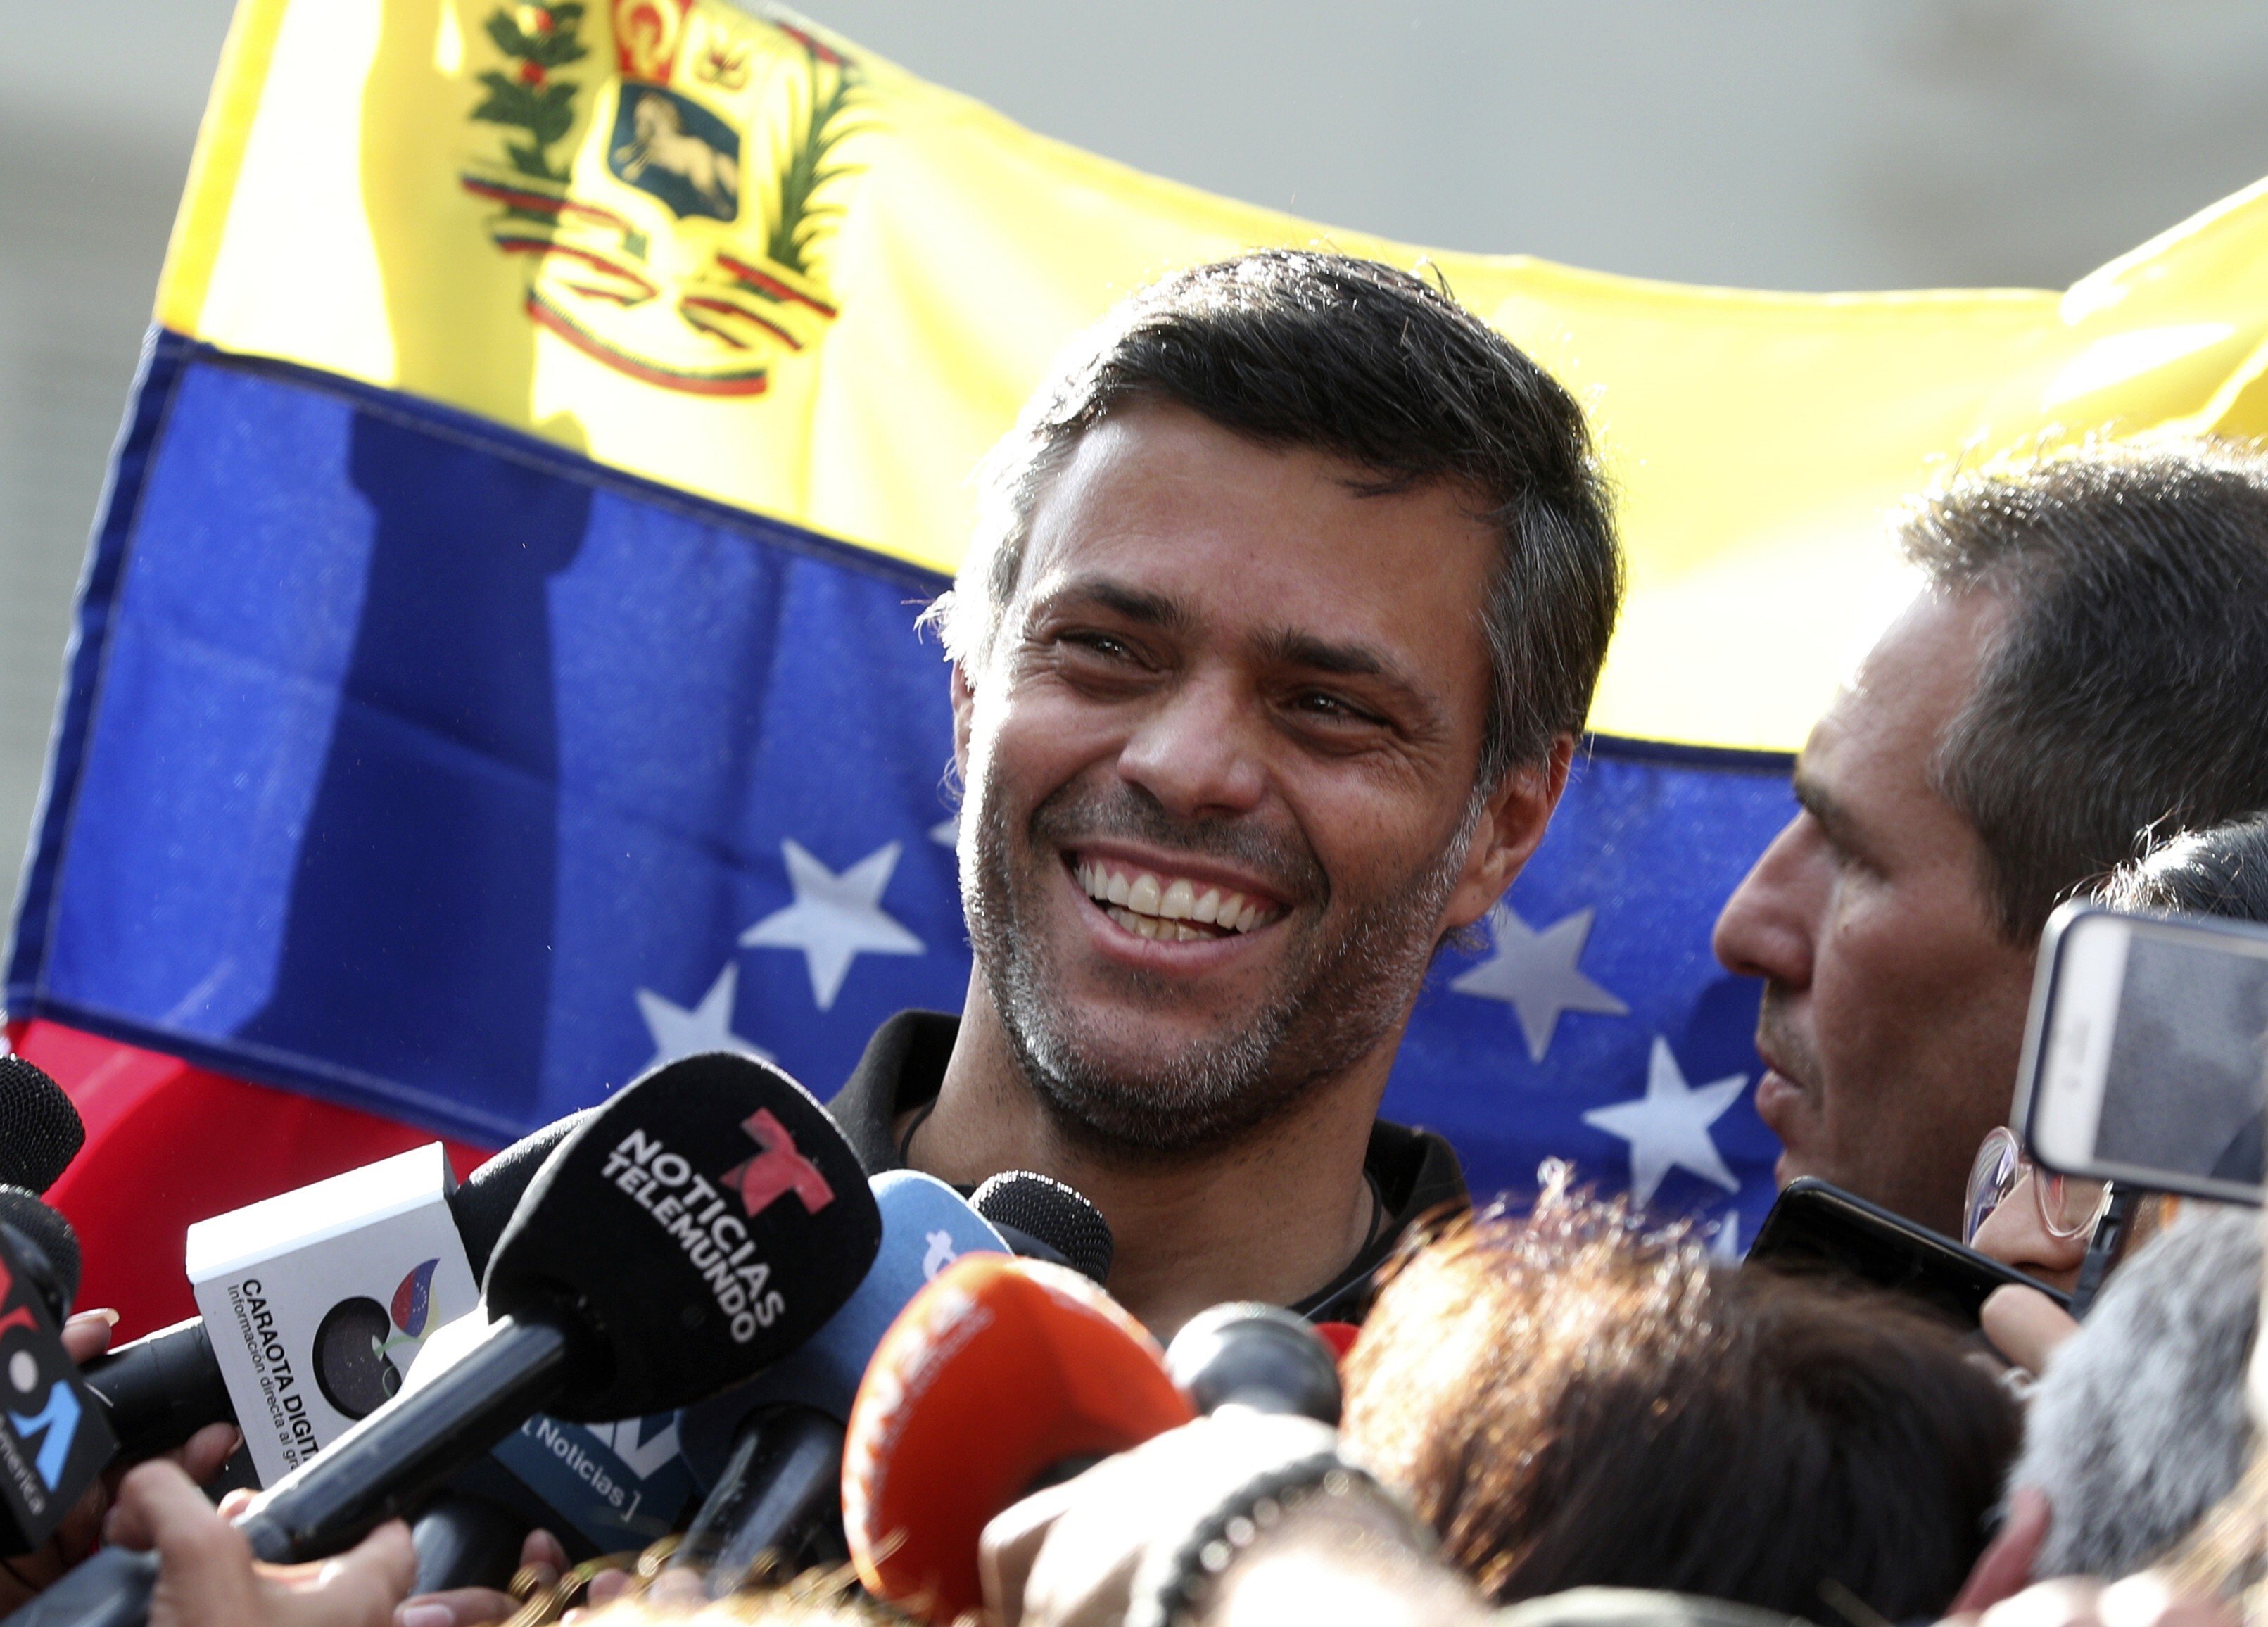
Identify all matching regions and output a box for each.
[1711,445,2268,1238]
[823,251,1623,1334]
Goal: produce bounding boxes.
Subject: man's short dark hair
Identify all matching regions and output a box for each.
[1903,441,2268,941]
[932,250,1623,787]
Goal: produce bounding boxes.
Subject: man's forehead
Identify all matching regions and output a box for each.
[1022,405,1385,557]
[1017,407,1497,647]
[1797,588,2003,817]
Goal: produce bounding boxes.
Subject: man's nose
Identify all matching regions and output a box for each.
[1115,669,1267,819]
[1711,811,1823,987]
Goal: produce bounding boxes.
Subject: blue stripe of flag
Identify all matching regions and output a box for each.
[8,335,1794,1236]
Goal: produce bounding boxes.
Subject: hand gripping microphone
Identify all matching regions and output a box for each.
[78,1110,589,1464]
[6,1052,880,1627]
[0,1058,85,1196]
[667,1170,1009,1595]
[842,1255,1195,1622]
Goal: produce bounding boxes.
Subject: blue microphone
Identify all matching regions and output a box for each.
[669,1171,1008,1590]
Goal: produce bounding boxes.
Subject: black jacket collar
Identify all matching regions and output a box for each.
[825,1009,1469,1321]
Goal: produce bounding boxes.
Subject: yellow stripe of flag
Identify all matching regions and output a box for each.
[156,0,2268,751]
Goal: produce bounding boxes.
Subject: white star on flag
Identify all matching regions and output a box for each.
[634,963,772,1068]
[929,813,959,848]
[1450,903,1629,1061]
[1709,1210,1742,1262]
[742,839,925,1010]
[1581,1036,1747,1205]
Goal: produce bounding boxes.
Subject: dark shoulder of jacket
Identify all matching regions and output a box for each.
[1293,1119,1469,1323]
[1369,1118,1469,1226]
[825,1009,961,1176]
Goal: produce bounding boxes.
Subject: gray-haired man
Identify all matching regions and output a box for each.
[1713,445,2268,1235]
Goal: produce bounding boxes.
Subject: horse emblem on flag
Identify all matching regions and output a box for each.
[461,0,864,395]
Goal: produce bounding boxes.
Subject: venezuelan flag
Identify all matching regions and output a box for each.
[12,0,2268,1331]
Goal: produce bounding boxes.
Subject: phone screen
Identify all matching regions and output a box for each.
[2101,928,2268,1184]
[2028,908,2268,1197]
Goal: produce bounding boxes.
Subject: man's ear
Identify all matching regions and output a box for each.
[951,661,977,782]
[1440,734,1575,933]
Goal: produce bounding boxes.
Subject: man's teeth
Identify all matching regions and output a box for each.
[1105,905,1212,942]
[1074,859,1274,937]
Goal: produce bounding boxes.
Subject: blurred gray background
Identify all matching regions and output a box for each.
[7,0,2268,937]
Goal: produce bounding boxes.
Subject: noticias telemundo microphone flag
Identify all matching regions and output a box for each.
[15,0,2268,1324]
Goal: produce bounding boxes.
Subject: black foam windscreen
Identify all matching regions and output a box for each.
[483,1052,881,1421]
[971,1171,1113,1283]
[0,1186,82,1315]
[447,1108,591,1277]
[1163,1303,1341,1424]
[0,1056,84,1195]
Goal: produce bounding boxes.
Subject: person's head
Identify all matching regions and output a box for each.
[1341,1179,2020,1623]
[1970,814,2268,1286]
[932,251,1621,1162]
[1713,443,2268,1234]
[2098,816,2268,922]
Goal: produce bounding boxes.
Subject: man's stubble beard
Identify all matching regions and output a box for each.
[961,771,1477,1165]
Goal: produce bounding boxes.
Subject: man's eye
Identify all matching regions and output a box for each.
[1291,691,1380,726]
[1061,631,1137,661]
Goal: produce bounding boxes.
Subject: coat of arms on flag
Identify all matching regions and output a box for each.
[462,1,861,395]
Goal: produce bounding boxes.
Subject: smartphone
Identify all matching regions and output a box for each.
[2017,903,2268,1205]
[1746,1177,2070,1325]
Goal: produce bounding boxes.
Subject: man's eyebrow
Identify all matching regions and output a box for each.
[1034,577,1189,632]
[1257,628,1437,716]
[1792,769,1867,854]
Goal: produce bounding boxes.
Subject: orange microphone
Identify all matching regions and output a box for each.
[840,1254,1194,1622]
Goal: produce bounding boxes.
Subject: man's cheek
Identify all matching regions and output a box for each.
[994,716,1110,806]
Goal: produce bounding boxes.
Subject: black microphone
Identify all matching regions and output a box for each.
[445,1109,590,1277]
[1162,1303,1342,1424]
[7,1051,880,1627]
[970,1170,1113,1283]
[403,1109,630,1595]
[73,1322,227,1476]
[0,1059,84,1196]
[0,1189,81,1323]
[79,1111,588,1462]
[407,1488,528,1602]
[0,1192,113,1556]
